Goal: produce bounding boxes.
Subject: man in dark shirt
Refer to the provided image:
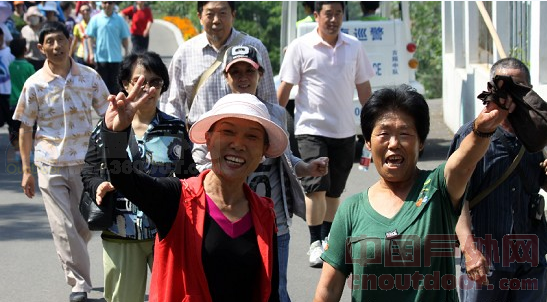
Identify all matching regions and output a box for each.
[450,57,547,302]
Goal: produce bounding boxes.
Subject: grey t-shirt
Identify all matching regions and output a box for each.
[247,157,289,235]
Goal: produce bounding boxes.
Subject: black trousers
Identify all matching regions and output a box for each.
[96,62,121,94]
[0,94,12,128]
[131,35,149,54]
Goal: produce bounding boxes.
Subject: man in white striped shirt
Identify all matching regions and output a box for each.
[160,1,277,125]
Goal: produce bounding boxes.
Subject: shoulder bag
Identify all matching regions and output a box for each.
[79,134,115,231]
[469,145,525,209]
[187,32,247,112]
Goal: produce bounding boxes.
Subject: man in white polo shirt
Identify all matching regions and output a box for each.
[277,1,374,268]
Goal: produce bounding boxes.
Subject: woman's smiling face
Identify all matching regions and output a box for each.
[205,117,267,181]
[225,61,261,95]
[366,110,423,183]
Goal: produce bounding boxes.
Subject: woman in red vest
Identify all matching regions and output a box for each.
[97,82,285,301]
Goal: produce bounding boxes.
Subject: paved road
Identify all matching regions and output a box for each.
[0,21,454,301]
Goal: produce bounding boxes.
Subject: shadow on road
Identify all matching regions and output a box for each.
[0,202,51,241]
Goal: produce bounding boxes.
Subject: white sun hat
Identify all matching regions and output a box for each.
[42,2,59,14]
[189,93,288,158]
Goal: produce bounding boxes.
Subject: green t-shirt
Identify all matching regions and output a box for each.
[296,15,315,26]
[322,163,461,302]
[9,59,35,107]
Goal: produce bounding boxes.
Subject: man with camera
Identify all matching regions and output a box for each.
[449,57,547,302]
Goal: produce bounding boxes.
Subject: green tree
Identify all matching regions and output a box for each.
[233,2,282,73]
[409,1,442,98]
[152,1,197,21]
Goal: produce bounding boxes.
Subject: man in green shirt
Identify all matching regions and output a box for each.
[360,1,388,21]
[8,38,34,159]
[296,2,315,26]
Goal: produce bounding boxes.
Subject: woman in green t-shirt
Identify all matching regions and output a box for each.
[314,85,514,301]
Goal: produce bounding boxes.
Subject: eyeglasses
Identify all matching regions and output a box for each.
[80,8,90,12]
[130,77,164,90]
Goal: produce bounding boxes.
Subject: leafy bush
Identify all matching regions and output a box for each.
[409,1,442,98]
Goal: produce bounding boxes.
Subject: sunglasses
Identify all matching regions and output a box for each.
[130,77,164,90]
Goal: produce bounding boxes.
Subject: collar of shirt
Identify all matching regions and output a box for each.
[195,27,239,52]
[100,11,116,18]
[308,26,351,48]
[41,58,81,82]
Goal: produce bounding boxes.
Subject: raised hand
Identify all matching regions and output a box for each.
[104,75,156,131]
[475,82,516,133]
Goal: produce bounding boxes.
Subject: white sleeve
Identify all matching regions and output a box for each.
[159,46,187,121]
[355,43,375,84]
[278,41,301,86]
[192,143,212,172]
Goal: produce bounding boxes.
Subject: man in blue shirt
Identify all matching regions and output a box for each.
[86,1,130,94]
[450,57,547,302]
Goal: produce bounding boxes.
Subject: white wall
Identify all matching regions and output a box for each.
[442,1,547,133]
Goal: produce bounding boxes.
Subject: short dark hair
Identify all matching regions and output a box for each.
[302,1,315,9]
[361,85,430,145]
[490,57,531,85]
[118,51,170,94]
[10,38,27,58]
[360,1,380,13]
[197,1,235,13]
[60,1,75,11]
[315,1,344,13]
[38,21,70,44]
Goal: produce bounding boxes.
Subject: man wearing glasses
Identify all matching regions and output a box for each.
[86,1,130,94]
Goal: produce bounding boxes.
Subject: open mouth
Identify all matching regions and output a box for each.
[385,155,404,167]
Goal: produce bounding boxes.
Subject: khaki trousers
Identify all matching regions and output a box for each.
[102,239,154,302]
[37,164,92,292]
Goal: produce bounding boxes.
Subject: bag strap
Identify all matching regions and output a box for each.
[187,32,247,111]
[99,124,111,182]
[469,145,525,209]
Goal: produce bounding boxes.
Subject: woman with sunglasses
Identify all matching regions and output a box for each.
[81,51,196,302]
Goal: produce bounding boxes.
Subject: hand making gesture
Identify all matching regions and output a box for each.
[104,75,156,131]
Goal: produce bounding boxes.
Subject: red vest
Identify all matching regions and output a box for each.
[149,170,276,302]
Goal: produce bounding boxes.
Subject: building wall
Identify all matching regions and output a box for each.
[442,1,547,133]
